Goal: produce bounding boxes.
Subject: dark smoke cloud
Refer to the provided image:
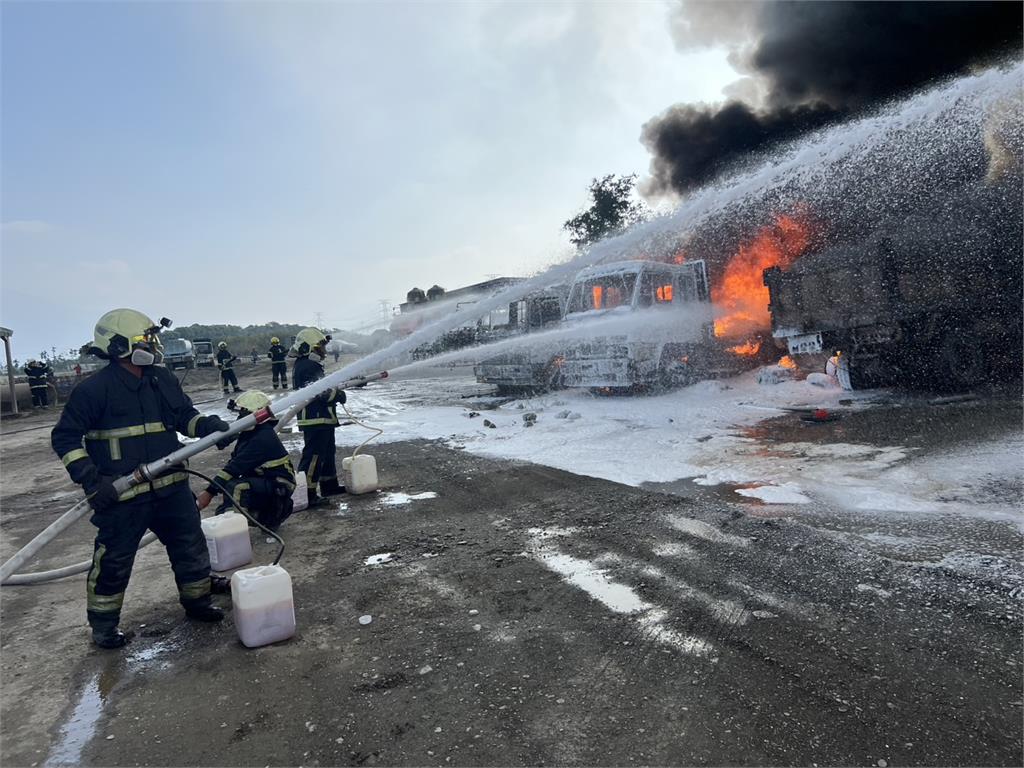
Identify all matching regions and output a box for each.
[642,1,1023,196]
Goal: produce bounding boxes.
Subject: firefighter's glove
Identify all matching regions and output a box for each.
[86,475,120,513]
[334,389,347,405]
[205,415,231,434]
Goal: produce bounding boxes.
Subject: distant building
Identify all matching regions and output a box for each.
[392,277,525,336]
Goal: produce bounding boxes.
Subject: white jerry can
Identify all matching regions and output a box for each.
[342,454,378,495]
[231,565,296,648]
[291,472,309,512]
[201,512,253,572]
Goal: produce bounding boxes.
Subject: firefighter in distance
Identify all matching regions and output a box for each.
[51,308,232,649]
[268,336,289,390]
[196,390,297,532]
[292,327,347,507]
[24,359,53,408]
[216,341,242,395]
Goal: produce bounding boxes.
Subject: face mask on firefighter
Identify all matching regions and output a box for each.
[128,324,166,366]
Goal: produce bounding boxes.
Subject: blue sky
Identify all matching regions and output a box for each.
[1,1,736,361]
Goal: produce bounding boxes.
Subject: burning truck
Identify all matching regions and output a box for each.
[556,259,736,390]
[763,126,1023,391]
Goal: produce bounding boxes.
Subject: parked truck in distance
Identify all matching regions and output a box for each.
[163,338,195,370]
[558,260,721,390]
[192,338,216,368]
[473,286,568,393]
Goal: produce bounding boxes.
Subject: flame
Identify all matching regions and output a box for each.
[713,213,813,339]
[778,355,797,369]
[727,340,761,356]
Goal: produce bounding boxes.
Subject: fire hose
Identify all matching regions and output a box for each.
[0,370,389,586]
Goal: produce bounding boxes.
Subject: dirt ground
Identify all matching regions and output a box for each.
[1,361,1021,766]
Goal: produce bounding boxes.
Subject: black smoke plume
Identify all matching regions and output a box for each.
[642,1,1023,196]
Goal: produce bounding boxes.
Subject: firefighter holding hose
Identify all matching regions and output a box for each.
[50,309,232,649]
[268,336,289,390]
[292,328,347,507]
[196,390,296,531]
[23,359,53,409]
[216,341,242,395]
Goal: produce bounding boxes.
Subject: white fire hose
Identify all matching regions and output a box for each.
[0,370,388,586]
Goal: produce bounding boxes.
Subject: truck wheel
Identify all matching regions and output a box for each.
[938,332,988,390]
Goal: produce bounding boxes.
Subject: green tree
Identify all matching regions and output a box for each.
[563,174,649,249]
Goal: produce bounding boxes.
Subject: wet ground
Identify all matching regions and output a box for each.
[1,363,1021,766]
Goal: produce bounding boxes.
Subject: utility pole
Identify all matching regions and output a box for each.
[378,300,391,322]
[313,312,325,329]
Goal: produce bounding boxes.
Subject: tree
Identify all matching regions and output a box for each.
[563,174,649,249]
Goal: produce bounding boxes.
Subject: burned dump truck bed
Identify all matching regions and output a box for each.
[765,178,1023,390]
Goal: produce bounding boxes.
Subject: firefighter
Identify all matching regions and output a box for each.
[196,390,296,532]
[268,336,289,390]
[23,359,53,408]
[216,341,241,395]
[292,327,347,506]
[51,308,232,649]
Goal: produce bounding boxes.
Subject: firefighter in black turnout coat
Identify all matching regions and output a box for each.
[23,359,53,408]
[268,336,289,390]
[292,327,346,507]
[216,342,241,394]
[196,390,296,531]
[51,309,232,649]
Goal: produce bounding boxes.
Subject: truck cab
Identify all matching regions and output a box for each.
[163,338,195,370]
[559,260,714,390]
[192,338,215,368]
[473,286,568,392]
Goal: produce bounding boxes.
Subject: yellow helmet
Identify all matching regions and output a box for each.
[294,327,330,357]
[234,390,271,414]
[270,336,280,345]
[91,308,164,360]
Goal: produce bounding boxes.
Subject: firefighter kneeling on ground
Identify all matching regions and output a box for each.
[268,336,288,390]
[51,309,232,649]
[292,327,347,507]
[216,341,242,395]
[196,390,296,531]
[24,359,53,408]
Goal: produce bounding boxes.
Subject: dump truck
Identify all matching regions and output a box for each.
[557,260,723,390]
[192,338,216,368]
[764,179,1023,390]
[473,286,567,392]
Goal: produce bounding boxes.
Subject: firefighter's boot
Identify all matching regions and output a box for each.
[89,615,132,649]
[319,477,346,497]
[306,487,327,508]
[184,597,224,622]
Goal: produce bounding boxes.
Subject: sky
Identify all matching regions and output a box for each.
[1,1,737,362]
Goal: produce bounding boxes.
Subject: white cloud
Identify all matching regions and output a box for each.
[1,219,52,234]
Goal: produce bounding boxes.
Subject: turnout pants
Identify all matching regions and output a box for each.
[216,476,294,531]
[220,368,239,392]
[30,385,48,407]
[86,484,212,631]
[298,426,337,487]
[271,362,288,389]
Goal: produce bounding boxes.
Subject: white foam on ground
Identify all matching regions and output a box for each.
[380,491,437,507]
[735,483,812,504]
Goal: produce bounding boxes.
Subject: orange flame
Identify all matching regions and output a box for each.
[727,340,762,356]
[713,213,813,339]
[778,355,797,369]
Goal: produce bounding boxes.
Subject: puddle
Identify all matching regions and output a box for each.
[45,669,113,766]
[380,491,438,507]
[364,552,394,566]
